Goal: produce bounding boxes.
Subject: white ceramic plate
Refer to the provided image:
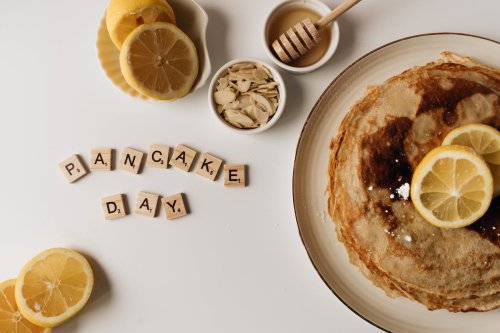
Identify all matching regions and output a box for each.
[292,33,500,333]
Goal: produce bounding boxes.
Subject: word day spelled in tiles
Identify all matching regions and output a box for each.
[90,147,114,171]
[169,144,198,172]
[118,147,145,174]
[224,164,246,187]
[59,154,89,183]
[135,191,160,217]
[162,193,188,220]
[195,153,223,181]
[146,144,170,169]
[101,194,127,220]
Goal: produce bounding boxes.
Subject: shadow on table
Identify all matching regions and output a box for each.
[204,6,230,72]
[272,72,304,130]
[54,252,112,332]
[333,14,357,66]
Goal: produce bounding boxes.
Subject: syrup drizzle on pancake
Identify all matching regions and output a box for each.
[361,117,413,196]
[468,197,500,247]
[415,68,494,126]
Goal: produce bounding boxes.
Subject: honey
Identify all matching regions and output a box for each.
[267,6,332,67]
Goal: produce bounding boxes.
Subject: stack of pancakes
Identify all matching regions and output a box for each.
[328,52,500,312]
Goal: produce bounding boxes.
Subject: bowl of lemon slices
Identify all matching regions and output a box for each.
[97,0,211,101]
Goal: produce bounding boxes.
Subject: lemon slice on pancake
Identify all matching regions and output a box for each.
[442,123,500,196]
[411,145,493,229]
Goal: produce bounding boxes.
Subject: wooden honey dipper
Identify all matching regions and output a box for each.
[272,0,361,64]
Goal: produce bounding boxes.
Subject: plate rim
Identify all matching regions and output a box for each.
[291,32,500,333]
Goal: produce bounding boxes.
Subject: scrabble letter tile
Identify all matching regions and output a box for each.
[59,154,88,183]
[162,193,188,220]
[90,147,113,171]
[101,194,127,220]
[169,144,197,172]
[135,191,160,217]
[118,147,145,174]
[195,153,223,181]
[146,144,170,169]
[224,164,246,187]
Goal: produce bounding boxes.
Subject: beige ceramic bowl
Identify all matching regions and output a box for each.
[208,58,286,134]
[263,0,340,74]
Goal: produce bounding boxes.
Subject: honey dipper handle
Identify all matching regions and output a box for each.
[316,0,361,29]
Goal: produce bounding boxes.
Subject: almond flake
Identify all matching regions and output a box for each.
[214,90,236,105]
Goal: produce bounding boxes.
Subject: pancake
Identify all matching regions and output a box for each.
[327,52,500,312]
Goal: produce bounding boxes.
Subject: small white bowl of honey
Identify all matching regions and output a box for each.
[263,0,340,74]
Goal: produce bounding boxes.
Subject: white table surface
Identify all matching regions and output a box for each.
[0,0,498,332]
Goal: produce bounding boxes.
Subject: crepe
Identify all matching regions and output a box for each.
[327,52,500,312]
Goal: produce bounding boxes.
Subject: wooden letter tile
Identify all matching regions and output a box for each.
[90,147,113,171]
[169,144,198,172]
[135,191,160,217]
[146,144,170,169]
[161,193,188,220]
[101,194,127,220]
[224,164,246,187]
[59,154,89,183]
[118,147,145,174]
[195,153,223,181]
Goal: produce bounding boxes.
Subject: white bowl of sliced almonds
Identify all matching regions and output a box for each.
[208,58,286,134]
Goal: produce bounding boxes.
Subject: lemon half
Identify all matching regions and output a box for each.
[15,248,94,328]
[411,145,493,229]
[106,0,176,49]
[0,279,50,333]
[119,22,199,100]
[442,123,500,196]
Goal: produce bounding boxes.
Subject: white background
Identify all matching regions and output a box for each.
[0,0,499,332]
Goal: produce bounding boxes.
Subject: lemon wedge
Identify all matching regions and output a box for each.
[15,248,93,328]
[411,145,493,228]
[442,123,500,196]
[106,0,176,49]
[0,279,50,333]
[119,22,199,100]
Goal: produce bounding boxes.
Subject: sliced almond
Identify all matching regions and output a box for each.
[214,90,236,105]
[238,95,253,109]
[259,82,278,89]
[270,102,279,115]
[238,80,251,93]
[250,92,273,114]
[223,100,237,110]
[257,64,272,77]
[225,109,255,128]
[216,77,229,91]
[245,105,269,124]
[254,68,268,80]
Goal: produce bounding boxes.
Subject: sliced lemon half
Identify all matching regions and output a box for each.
[0,279,50,333]
[119,22,199,100]
[411,145,493,229]
[442,123,500,196]
[15,248,93,328]
[106,0,176,49]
